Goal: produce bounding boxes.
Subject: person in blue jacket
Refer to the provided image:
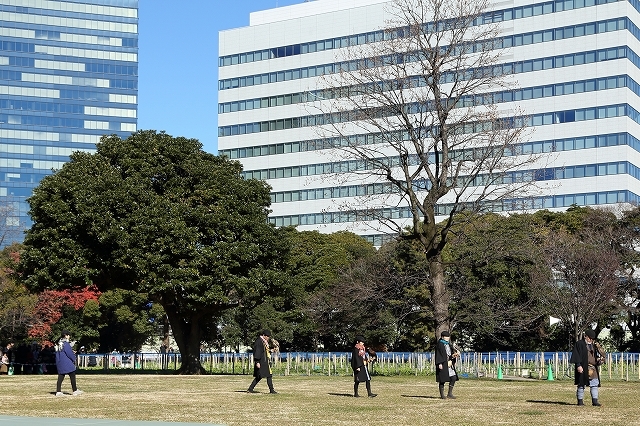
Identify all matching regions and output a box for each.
[55,330,83,396]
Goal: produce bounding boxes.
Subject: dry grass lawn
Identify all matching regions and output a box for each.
[0,374,639,425]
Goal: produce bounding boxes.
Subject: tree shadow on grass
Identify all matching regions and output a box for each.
[526,400,574,406]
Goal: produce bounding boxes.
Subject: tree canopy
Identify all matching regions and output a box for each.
[19,130,287,373]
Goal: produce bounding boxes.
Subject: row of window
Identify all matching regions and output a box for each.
[268,160,637,204]
[0,98,84,113]
[7,56,31,67]
[1,84,128,101]
[219,16,633,91]
[219,70,631,115]
[222,128,632,163]
[33,30,137,48]
[60,89,109,101]
[0,116,134,132]
[5,55,138,75]
[2,72,137,91]
[108,78,135,89]
[362,234,395,247]
[220,73,630,137]
[0,128,107,143]
[0,186,32,197]
[0,4,137,22]
[0,157,66,171]
[0,40,33,53]
[0,11,137,34]
[77,61,136,75]
[0,69,20,81]
[0,114,83,128]
[0,38,136,57]
[0,114,131,129]
[34,29,60,39]
[33,44,137,62]
[268,190,636,228]
[0,140,96,155]
[238,97,636,180]
[219,0,622,67]
[0,171,44,183]
[0,0,138,18]
[0,135,102,148]
[1,19,136,43]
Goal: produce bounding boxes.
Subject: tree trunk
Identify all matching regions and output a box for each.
[164,308,205,374]
[573,321,581,344]
[429,253,450,338]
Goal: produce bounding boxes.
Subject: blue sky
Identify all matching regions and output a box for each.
[138,0,302,154]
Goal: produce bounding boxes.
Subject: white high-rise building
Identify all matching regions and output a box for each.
[219,0,640,245]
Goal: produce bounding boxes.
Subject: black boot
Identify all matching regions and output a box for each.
[267,377,277,394]
[592,399,601,407]
[577,399,584,406]
[247,378,259,393]
[366,380,376,397]
[439,383,446,399]
[354,382,360,397]
[447,384,456,399]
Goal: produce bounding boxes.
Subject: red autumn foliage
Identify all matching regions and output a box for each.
[28,285,101,341]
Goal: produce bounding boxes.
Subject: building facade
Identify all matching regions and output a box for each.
[219,0,640,245]
[0,0,138,244]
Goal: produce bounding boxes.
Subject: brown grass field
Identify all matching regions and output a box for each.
[0,374,639,425]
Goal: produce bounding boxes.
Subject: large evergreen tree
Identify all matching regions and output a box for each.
[19,130,286,374]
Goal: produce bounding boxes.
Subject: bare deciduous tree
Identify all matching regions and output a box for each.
[307,241,433,350]
[315,0,543,335]
[533,229,620,342]
[0,200,24,248]
[0,245,36,342]
[612,207,640,350]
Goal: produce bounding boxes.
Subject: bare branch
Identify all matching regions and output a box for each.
[311,0,548,335]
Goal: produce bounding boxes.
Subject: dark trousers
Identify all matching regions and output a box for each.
[248,376,274,391]
[354,380,372,396]
[438,378,456,388]
[56,371,77,392]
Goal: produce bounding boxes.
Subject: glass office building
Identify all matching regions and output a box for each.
[219,0,640,245]
[0,0,138,245]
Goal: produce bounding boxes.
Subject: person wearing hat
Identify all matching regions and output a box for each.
[435,331,460,399]
[247,329,277,394]
[55,330,83,396]
[570,329,605,406]
[350,335,376,397]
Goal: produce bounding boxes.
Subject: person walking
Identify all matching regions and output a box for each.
[351,335,376,398]
[247,329,277,394]
[570,329,605,406]
[0,341,12,374]
[55,330,83,396]
[435,331,459,399]
[0,351,8,374]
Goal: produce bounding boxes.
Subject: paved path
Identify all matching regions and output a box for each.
[0,416,224,425]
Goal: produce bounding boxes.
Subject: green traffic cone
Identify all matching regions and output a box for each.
[546,363,554,381]
[497,364,503,380]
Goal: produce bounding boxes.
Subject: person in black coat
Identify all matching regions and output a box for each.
[434,331,459,399]
[570,329,605,406]
[247,329,277,394]
[350,335,376,397]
